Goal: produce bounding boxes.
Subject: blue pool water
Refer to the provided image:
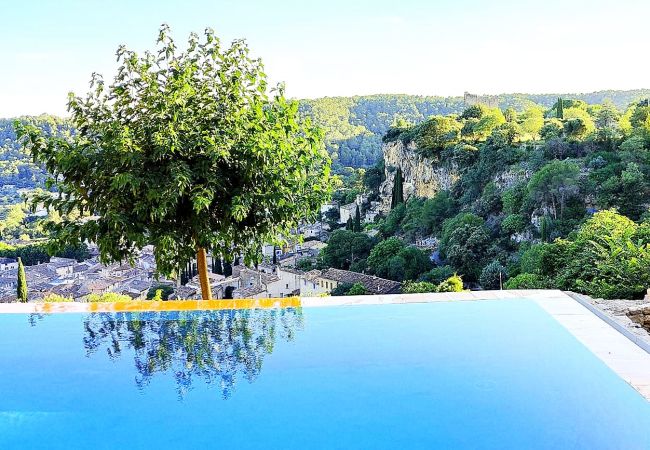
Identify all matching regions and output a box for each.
[1,300,649,449]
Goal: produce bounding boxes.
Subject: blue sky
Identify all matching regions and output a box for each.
[2,0,649,116]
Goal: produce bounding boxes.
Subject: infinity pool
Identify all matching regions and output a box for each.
[1,299,649,449]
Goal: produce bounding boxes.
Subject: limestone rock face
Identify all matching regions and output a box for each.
[627,303,650,331]
[379,140,459,212]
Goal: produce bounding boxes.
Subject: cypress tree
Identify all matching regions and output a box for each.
[16,257,27,303]
[346,217,353,230]
[354,204,361,232]
[214,257,223,275]
[223,260,233,278]
[556,97,564,119]
[272,246,277,265]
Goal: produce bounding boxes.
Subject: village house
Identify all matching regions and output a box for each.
[338,202,357,224]
[0,257,18,271]
[48,257,76,278]
[303,268,402,296]
[170,285,199,300]
[295,240,326,257]
[121,279,152,300]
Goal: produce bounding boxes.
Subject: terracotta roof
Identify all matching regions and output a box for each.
[319,268,402,295]
[234,285,267,298]
[277,267,304,276]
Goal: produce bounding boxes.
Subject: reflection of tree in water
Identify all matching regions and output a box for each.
[83,308,304,399]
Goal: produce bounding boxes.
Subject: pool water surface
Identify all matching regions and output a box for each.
[1,299,649,449]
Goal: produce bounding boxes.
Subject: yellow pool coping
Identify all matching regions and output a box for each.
[0,297,301,314]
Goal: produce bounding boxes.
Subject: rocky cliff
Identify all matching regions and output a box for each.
[379,140,459,212]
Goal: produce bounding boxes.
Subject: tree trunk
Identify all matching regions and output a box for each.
[196,247,212,300]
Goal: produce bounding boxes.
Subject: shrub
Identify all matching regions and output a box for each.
[41,294,73,302]
[402,281,438,294]
[330,283,353,296]
[504,273,549,289]
[87,292,133,302]
[437,274,464,292]
[346,283,367,296]
[501,214,526,235]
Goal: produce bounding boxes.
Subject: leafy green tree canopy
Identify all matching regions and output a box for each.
[17,25,332,298]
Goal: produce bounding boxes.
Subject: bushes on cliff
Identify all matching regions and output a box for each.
[414,116,462,157]
[439,213,491,281]
[511,211,650,299]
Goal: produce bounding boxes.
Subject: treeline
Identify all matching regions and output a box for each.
[298,90,650,168]
[0,241,90,265]
[0,115,70,206]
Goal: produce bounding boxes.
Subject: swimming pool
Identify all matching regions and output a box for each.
[1,299,649,449]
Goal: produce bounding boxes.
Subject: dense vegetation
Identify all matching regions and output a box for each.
[4,90,650,300]
[353,96,650,299]
[0,116,69,205]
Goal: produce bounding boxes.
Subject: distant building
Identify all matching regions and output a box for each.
[320,202,338,215]
[339,203,357,224]
[295,240,326,257]
[463,91,499,109]
[0,257,18,271]
[302,268,402,296]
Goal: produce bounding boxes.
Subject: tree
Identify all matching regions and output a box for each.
[526,160,581,220]
[213,257,223,275]
[223,260,233,278]
[515,211,650,299]
[16,257,27,302]
[354,204,362,232]
[480,260,507,290]
[415,115,461,155]
[504,107,518,123]
[539,216,552,242]
[391,168,404,209]
[599,163,647,220]
[439,213,490,281]
[556,97,564,119]
[17,26,332,300]
[367,237,405,275]
[318,229,373,270]
[367,238,431,281]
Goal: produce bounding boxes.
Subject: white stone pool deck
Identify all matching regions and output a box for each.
[1,289,649,400]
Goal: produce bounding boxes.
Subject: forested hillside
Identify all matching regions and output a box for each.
[319,95,650,299]
[298,89,650,168]
[0,115,71,205]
